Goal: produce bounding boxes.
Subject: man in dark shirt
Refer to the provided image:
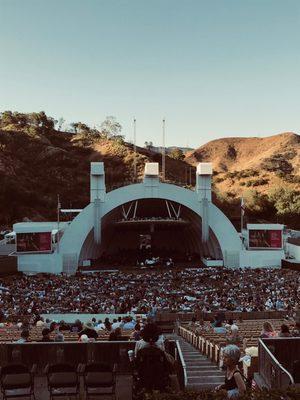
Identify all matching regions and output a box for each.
[41,328,53,342]
[79,321,98,340]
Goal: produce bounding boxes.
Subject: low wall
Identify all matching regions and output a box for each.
[0,340,177,375]
[263,338,300,373]
[41,313,146,324]
[240,249,284,268]
[196,310,286,321]
[0,342,135,374]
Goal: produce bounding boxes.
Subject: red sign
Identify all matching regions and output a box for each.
[17,232,52,253]
[249,229,282,249]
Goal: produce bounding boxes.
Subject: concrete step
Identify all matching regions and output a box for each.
[176,334,225,392]
[188,382,224,390]
[187,370,224,377]
[187,376,224,384]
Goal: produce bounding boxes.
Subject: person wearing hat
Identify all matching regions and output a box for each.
[79,321,98,340]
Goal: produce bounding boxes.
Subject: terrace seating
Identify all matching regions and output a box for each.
[0,326,134,342]
[179,319,295,379]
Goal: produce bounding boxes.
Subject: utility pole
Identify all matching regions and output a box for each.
[162,118,166,181]
[133,118,137,181]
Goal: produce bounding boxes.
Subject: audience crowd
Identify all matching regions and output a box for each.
[0,267,298,322]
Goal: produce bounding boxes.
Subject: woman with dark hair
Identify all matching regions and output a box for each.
[104,317,112,332]
[278,324,291,337]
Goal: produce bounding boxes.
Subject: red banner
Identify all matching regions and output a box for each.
[249,229,282,249]
[17,232,52,253]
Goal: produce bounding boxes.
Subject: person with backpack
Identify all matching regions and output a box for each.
[215,344,246,398]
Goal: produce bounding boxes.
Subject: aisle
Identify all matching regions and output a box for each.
[177,336,225,391]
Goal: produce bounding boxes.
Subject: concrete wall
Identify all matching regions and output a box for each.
[239,249,285,268]
[286,243,300,260]
[17,252,62,274]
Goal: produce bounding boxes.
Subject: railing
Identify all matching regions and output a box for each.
[195,310,287,322]
[175,339,187,389]
[259,338,295,389]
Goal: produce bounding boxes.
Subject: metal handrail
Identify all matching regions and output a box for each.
[259,338,294,387]
[175,339,188,387]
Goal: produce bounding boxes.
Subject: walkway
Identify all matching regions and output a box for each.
[177,336,224,391]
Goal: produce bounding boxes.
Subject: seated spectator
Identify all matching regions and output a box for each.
[59,320,70,331]
[214,320,227,334]
[36,318,44,328]
[104,317,112,332]
[15,329,30,343]
[134,323,165,357]
[216,344,246,398]
[79,321,98,340]
[49,321,58,332]
[131,323,142,341]
[111,318,121,330]
[79,334,89,343]
[41,328,53,342]
[278,324,291,337]
[71,319,83,333]
[123,316,136,330]
[226,325,242,344]
[291,322,300,337]
[96,320,105,330]
[109,327,123,341]
[260,322,277,338]
[54,326,65,342]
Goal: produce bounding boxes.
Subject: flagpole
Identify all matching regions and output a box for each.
[57,194,60,253]
[241,197,244,234]
[162,119,166,181]
[133,118,137,181]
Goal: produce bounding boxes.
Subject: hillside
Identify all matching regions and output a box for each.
[0,116,299,228]
[0,128,189,225]
[185,132,300,197]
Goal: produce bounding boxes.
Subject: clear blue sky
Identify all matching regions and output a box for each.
[1,0,299,148]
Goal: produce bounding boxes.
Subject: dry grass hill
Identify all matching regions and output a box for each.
[186,132,300,197]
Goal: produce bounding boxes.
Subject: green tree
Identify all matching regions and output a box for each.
[169,148,185,160]
[100,116,122,138]
[268,187,300,216]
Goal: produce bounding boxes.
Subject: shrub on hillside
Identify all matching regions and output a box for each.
[261,154,293,175]
[227,144,237,160]
[252,178,269,186]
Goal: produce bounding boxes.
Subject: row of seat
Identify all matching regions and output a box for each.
[0,327,134,342]
[0,362,116,400]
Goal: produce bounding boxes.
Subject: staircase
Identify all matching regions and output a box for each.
[177,337,225,391]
